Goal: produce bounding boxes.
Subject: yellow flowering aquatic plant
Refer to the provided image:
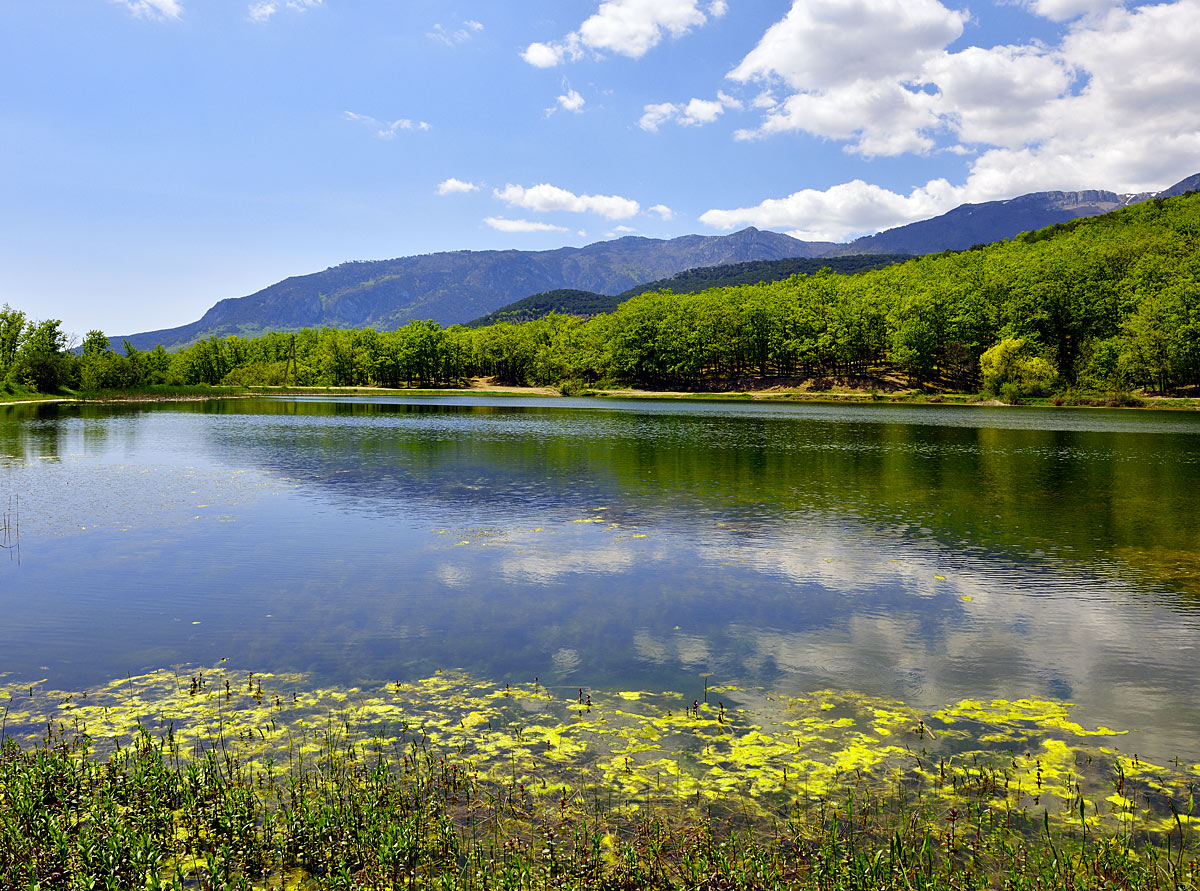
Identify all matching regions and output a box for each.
[1,665,1195,839]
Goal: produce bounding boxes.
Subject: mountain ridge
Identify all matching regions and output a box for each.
[118,172,1198,351]
[119,227,827,351]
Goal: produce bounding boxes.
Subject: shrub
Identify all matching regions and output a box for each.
[981,337,1058,398]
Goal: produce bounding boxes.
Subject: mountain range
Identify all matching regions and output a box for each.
[120,171,1200,351]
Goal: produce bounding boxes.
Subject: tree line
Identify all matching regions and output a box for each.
[5,192,1198,398]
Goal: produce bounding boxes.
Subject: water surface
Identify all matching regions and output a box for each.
[2,396,1199,763]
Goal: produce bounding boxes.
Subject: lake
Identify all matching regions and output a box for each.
[2,395,1200,771]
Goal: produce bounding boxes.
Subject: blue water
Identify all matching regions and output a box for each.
[2,396,1199,762]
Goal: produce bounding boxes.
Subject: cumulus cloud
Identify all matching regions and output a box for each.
[649,204,674,221]
[436,178,479,196]
[700,179,963,242]
[728,0,966,156]
[495,183,640,220]
[484,217,569,233]
[737,79,940,156]
[730,0,965,90]
[428,19,484,45]
[248,0,320,22]
[113,0,182,20]
[639,92,741,131]
[921,45,1072,148]
[704,0,1200,238]
[522,0,721,66]
[521,40,576,68]
[343,111,431,139]
[638,103,678,132]
[553,89,586,114]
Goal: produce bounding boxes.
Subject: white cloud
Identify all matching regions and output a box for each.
[1023,0,1124,21]
[495,183,640,220]
[522,41,572,68]
[700,179,962,242]
[113,0,182,20]
[522,0,720,66]
[922,44,1071,148]
[555,89,586,113]
[612,225,637,233]
[638,92,740,131]
[729,0,966,91]
[726,0,965,155]
[649,204,674,220]
[484,217,569,233]
[704,0,1200,239]
[248,0,320,22]
[343,111,431,139]
[429,20,484,45]
[638,102,678,132]
[681,98,725,125]
[740,79,940,156]
[248,2,275,22]
[716,90,743,110]
[437,178,479,196]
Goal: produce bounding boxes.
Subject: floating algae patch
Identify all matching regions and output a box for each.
[1,666,1195,836]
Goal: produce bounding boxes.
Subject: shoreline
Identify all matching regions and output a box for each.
[4,382,1199,411]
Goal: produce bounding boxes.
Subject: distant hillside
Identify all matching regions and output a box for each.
[620,253,914,298]
[826,171,1198,256]
[468,290,613,327]
[1158,172,1200,197]
[469,254,912,326]
[120,228,829,351]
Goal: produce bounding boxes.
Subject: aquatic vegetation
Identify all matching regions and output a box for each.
[2,667,1195,832]
[1,666,1197,888]
[0,495,17,562]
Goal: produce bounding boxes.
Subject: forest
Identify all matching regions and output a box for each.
[466,253,912,326]
[3,192,1198,400]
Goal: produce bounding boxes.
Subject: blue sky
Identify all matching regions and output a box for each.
[3,0,1198,336]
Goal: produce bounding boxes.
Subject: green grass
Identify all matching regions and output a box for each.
[1,726,1196,891]
[73,383,254,401]
[0,381,68,404]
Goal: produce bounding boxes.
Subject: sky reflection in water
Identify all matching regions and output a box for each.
[1,396,1199,764]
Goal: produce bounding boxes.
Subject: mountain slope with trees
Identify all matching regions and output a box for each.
[468,254,913,326]
[114,172,1197,353]
[118,228,827,352]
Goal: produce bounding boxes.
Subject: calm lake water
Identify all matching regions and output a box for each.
[2,396,1199,763]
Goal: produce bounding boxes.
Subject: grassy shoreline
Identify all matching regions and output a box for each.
[3,665,1198,890]
[4,729,1196,891]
